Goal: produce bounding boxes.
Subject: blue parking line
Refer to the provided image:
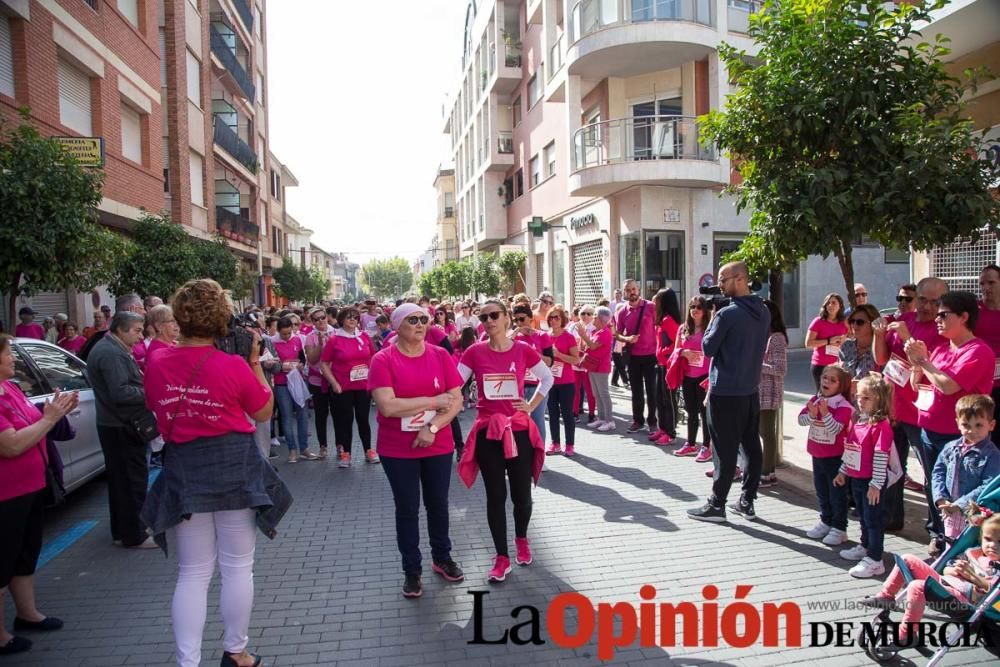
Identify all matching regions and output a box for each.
[37,520,98,569]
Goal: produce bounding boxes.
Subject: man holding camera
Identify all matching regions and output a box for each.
[688,261,770,523]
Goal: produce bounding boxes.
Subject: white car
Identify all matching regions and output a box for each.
[10,338,104,493]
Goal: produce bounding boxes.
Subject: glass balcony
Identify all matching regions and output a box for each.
[213,118,259,172]
[570,0,715,43]
[727,0,763,34]
[548,33,565,81]
[498,131,514,154]
[210,25,256,103]
[231,0,254,32]
[572,115,715,170]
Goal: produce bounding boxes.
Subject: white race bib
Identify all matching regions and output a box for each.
[401,410,436,432]
[550,362,565,378]
[842,443,862,471]
[525,369,538,383]
[614,340,625,354]
[808,422,837,445]
[483,373,519,400]
[825,344,842,357]
[688,351,705,367]
[350,364,369,382]
[914,384,934,411]
[883,355,911,387]
[994,358,1000,382]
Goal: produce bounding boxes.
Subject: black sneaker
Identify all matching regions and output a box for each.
[402,573,422,598]
[432,559,465,582]
[268,447,279,460]
[626,421,643,433]
[688,500,726,523]
[728,498,757,521]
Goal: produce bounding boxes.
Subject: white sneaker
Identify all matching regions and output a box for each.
[822,528,848,546]
[590,420,606,428]
[598,421,617,432]
[270,437,280,447]
[849,557,886,578]
[839,544,868,561]
[806,520,831,540]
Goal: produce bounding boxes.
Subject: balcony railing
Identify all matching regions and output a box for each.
[213,119,259,172]
[210,25,256,103]
[548,33,565,81]
[504,42,522,68]
[444,207,455,218]
[570,0,715,43]
[215,206,259,247]
[572,115,715,171]
[727,0,763,34]
[498,131,514,154]
[82,0,97,10]
[231,0,254,32]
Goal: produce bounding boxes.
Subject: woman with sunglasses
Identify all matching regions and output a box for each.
[456,300,553,582]
[320,307,378,468]
[838,304,884,385]
[673,296,713,459]
[806,293,849,392]
[543,306,580,456]
[304,307,335,460]
[573,307,598,425]
[512,304,553,440]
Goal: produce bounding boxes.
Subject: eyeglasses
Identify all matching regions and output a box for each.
[405,315,430,326]
[934,311,955,321]
[896,295,914,303]
[479,311,503,322]
[855,292,868,298]
[848,318,869,326]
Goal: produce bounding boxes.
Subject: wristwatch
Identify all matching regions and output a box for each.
[427,423,440,435]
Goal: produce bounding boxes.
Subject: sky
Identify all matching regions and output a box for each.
[266,0,469,267]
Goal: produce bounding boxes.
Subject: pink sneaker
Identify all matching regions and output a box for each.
[488,554,512,582]
[694,446,713,463]
[655,433,674,446]
[564,445,575,456]
[515,537,532,565]
[673,443,698,457]
[546,442,562,455]
[648,429,664,441]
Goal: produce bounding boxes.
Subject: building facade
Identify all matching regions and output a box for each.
[444,0,908,343]
[430,167,458,268]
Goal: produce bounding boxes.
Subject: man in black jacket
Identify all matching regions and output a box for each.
[87,311,157,548]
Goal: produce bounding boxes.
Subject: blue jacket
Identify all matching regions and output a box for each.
[702,294,771,396]
[931,437,1000,509]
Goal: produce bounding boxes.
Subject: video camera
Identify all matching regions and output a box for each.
[216,312,259,361]
[699,279,763,311]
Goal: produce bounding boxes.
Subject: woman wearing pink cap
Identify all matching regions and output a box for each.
[456,300,553,583]
[368,303,465,598]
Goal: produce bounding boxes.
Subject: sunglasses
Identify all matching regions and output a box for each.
[855,292,868,298]
[514,316,530,323]
[541,299,554,305]
[934,311,955,321]
[405,315,430,325]
[848,318,869,326]
[689,305,703,311]
[479,311,503,322]
[581,312,594,317]
[312,316,326,322]
[343,314,358,320]
[896,295,914,303]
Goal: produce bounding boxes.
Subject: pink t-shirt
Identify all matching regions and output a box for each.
[885,312,948,425]
[271,334,304,386]
[808,317,849,366]
[14,322,45,339]
[304,328,334,388]
[842,419,894,479]
[144,347,271,445]
[917,338,996,435]
[549,330,578,386]
[132,341,147,370]
[144,338,172,368]
[58,336,86,355]
[320,331,376,392]
[514,330,552,385]
[587,327,613,374]
[680,330,711,378]
[460,341,542,418]
[976,302,1000,388]
[0,381,47,501]
[615,299,657,356]
[367,344,464,458]
[799,394,854,458]
[656,316,680,366]
[360,313,379,337]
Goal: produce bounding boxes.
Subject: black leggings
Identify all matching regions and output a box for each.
[309,384,331,448]
[331,389,372,453]
[681,375,710,447]
[653,365,676,436]
[475,428,534,556]
[547,383,576,446]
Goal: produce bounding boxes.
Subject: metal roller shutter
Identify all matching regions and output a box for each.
[0,16,13,98]
[28,291,71,318]
[929,230,998,292]
[58,59,92,136]
[535,252,544,296]
[572,239,604,308]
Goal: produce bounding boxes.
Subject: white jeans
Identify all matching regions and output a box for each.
[170,509,256,667]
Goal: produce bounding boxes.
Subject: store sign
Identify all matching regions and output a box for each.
[53,137,105,167]
[664,209,680,223]
[569,213,596,230]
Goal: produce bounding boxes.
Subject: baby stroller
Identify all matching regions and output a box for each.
[861,474,1000,665]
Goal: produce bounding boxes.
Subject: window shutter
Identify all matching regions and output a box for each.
[0,16,13,98]
[118,0,139,27]
[120,103,142,163]
[186,50,200,106]
[159,29,167,85]
[58,59,92,136]
[189,152,204,206]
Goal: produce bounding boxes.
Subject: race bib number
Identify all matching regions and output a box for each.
[401,410,436,432]
[350,365,369,382]
[550,362,565,378]
[842,443,862,472]
[883,355,911,387]
[483,373,518,400]
[525,369,538,383]
[825,344,842,357]
[688,351,705,367]
[808,422,836,446]
[914,384,934,411]
[994,358,1000,382]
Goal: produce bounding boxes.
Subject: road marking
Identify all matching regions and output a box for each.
[37,520,98,569]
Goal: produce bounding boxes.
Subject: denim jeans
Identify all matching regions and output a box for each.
[380,453,453,576]
[849,475,885,560]
[524,384,546,442]
[919,427,957,538]
[812,455,847,531]
[274,385,308,452]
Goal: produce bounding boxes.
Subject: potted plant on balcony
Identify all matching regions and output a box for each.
[502,31,522,67]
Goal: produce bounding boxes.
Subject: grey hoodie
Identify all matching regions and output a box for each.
[702,295,771,397]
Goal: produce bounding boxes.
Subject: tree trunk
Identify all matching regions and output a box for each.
[833,241,857,310]
[7,273,20,332]
[768,268,784,312]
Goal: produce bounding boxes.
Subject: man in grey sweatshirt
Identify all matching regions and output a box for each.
[688,261,771,523]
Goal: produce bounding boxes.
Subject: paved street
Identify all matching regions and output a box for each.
[4,375,994,666]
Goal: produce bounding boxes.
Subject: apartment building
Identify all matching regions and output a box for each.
[261,149,296,305]
[429,167,458,268]
[444,0,908,342]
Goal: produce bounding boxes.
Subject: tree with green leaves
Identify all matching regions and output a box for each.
[701,0,1000,307]
[470,253,500,298]
[271,260,311,304]
[0,113,129,326]
[361,257,413,300]
[497,249,527,295]
[230,262,259,309]
[307,266,331,303]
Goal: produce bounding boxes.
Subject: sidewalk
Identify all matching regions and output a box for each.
[4,384,991,666]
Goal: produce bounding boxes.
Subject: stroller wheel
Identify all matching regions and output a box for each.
[863,641,898,664]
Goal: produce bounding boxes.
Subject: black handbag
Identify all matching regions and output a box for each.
[41,414,73,506]
[129,411,160,443]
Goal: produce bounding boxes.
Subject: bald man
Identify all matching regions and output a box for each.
[687,262,770,523]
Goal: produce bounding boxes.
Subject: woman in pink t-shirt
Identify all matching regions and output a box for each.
[650,289,682,447]
[272,316,316,463]
[143,304,180,369]
[320,307,377,468]
[368,303,465,598]
[576,306,615,430]
[674,296,714,458]
[456,299,553,583]
[545,306,580,456]
[140,279,280,667]
[0,334,78,656]
[805,293,849,392]
[57,323,87,356]
[304,307,335,460]
[572,307,597,424]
